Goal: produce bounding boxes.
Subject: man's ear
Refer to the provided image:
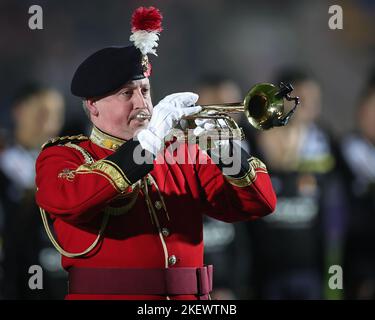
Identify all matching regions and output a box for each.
[86,99,99,117]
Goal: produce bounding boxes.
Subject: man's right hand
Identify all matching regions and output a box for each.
[136,92,201,156]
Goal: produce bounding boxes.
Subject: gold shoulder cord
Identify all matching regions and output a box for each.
[39,207,110,258]
[39,140,110,258]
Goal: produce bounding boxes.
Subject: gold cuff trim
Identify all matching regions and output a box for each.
[76,159,130,192]
[90,126,125,151]
[224,157,268,187]
[249,157,268,172]
[225,165,256,187]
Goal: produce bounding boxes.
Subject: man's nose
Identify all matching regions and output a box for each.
[132,90,147,110]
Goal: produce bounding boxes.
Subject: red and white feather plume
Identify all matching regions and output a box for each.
[130,7,163,56]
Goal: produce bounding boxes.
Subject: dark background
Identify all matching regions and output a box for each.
[0,0,374,135]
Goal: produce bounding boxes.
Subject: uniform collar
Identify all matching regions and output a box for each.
[89,126,125,151]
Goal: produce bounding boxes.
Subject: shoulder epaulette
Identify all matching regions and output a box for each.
[41,134,89,150]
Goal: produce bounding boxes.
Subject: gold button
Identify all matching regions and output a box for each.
[155,201,162,210]
[161,228,170,237]
[168,255,177,266]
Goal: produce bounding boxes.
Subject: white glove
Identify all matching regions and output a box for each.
[194,116,246,177]
[193,116,242,161]
[194,114,227,155]
[136,92,201,156]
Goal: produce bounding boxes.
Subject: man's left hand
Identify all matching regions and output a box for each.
[193,116,237,161]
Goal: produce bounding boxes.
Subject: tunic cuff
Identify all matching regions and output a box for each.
[105,139,154,184]
[224,157,268,187]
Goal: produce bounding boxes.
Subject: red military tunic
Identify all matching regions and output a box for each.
[35,126,276,300]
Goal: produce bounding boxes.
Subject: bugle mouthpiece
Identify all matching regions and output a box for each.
[136,113,151,120]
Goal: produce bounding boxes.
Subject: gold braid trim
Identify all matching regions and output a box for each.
[224,156,268,188]
[40,137,131,258]
[41,134,88,150]
[76,160,130,192]
[65,142,94,164]
[39,207,110,258]
[63,142,129,191]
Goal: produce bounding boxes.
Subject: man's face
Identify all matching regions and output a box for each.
[88,78,152,140]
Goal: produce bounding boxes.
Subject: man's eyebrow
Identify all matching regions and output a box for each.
[120,82,150,90]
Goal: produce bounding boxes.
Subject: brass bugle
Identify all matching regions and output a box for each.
[136,82,300,139]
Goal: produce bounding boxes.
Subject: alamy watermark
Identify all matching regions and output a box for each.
[328,265,343,290]
[328,5,343,30]
[28,5,343,31]
[28,5,43,30]
[133,128,244,176]
[28,265,43,290]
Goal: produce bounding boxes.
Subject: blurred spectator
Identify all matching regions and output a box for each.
[196,74,252,299]
[0,127,7,298]
[244,69,345,299]
[0,83,67,299]
[341,71,375,299]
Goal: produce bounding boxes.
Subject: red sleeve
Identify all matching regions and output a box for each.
[35,144,131,224]
[195,147,277,223]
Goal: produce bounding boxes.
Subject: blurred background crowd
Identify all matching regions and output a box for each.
[0,0,374,299]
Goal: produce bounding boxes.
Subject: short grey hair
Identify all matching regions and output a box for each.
[82,100,91,119]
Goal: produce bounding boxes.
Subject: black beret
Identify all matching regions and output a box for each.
[71,46,146,98]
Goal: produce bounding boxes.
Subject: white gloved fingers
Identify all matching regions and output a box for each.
[145,93,201,144]
[159,92,199,107]
[157,93,183,104]
[152,105,201,134]
[193,126,206,137]
[203,122,216,131]
[136,129,163,156]
[173,92,199,107]
[194,118,226,131]
[193,122,219,136]
[194,118,215,127]
[180,105,202,117]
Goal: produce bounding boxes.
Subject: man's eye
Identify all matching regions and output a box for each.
[121,91,132,96]
[142,88,150,95]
